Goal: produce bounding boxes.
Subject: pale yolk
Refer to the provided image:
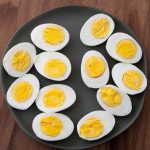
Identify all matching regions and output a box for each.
[43,26,65,45]
[100,87,122,107]
[116,39,137,59]
[91,18,110,38]
[43,88,65,108]
[40,116,63,137]
[80,117,104,138]
[11,81,33,102]
[122,70,143,90]
[44,59,67,78]
[11,50,31,72]
[85,56,106,78]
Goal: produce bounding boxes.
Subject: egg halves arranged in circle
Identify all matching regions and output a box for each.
[6,74,40,110]
[34,52,71,81]
[31,23,70,52]
[77,111,115,141]
[80,14,115,46]
[36,84,76,112]
[81,50,109,88]
[106,32,142,63]
[3,42,36,77]
[32,113,74,141]
[112,63,147,95]
[96,85,132,116]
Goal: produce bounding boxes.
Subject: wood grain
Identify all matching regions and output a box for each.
[0,0,150,150]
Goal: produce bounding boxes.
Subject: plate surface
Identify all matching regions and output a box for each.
[0,6,147,150]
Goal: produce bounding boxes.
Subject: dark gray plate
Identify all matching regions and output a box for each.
[0,6,147,150]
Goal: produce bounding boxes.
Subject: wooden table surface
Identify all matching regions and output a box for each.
[0,0,150,150]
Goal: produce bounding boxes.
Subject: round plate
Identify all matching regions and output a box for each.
[0,6,147,150]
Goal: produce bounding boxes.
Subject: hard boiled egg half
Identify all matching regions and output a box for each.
[80,14,115,46]
[112,63,147,95]
[3,42,36,77]
[6,74,40,110]
[77,111,115,141]
[106,32,142,63]
[32,113,74,141]
[31,23,69,52]
[96,84,132,116]
[36,84,76,112]
[34,52,71,81]
[81,50,109,88]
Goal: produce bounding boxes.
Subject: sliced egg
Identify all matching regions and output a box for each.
[106,32,142,63]
[31,23,69,52]
[96,84,132,116]
[6,74,40,110]
[34,52,71,81]
[112,63,147,95]
[77,111,115,141]
[3,42,36,77]
[32,112,74,141]
[81,50,109,88]
[36,84,76,112]
[80,14,115,46]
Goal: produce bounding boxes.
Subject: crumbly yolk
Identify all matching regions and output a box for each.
[91,18,110,38]
[40,116,63,137]
[100,87,122,107]
[11,81,33,102]
[44,59,67,78]
[11,50,31,72]
[116,39,137,59]
[43,25,65,45]
[80,117,104,138]
[43,88,65,108]
[85,56,106,78]
[122,70,143,90]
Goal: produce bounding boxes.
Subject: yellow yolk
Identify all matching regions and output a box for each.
[11,50,31,72]
[43,88,65,108]
[91,18,110,38]
[80,117,104,138]
[44,59,67,78]
[40,116,63,137]
[85,56,106,78]
[11,81,33,102]
[116,39,137,59]
[43,26,65,45]
[122,70,143,90]
[100,87,122,107]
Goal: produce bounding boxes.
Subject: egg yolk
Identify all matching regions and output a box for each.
[11,50,31,72]
[43,88,65,108]
[40,116,63,137]
[91,18,110,38]
[85,56,106,78]
[80,117,104,138]
[11,81,33,102]
[122,70,143,90]
[116,39,137,59]
[44,59,67,78]
[43,26,65,45]
[100,87,122,107]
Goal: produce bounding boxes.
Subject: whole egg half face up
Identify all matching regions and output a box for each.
[81,50,109,89]
[3,42,36,77]
[106,32,142,63]
[34,52,71,81]
[112,63,147,95]
[80,14,115,46]
[36,84,76,113]
[31,24,70,52]
[32,113,74,141]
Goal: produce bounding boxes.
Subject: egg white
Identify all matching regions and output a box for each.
[3,42,36,77]
[6,74,40,110]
